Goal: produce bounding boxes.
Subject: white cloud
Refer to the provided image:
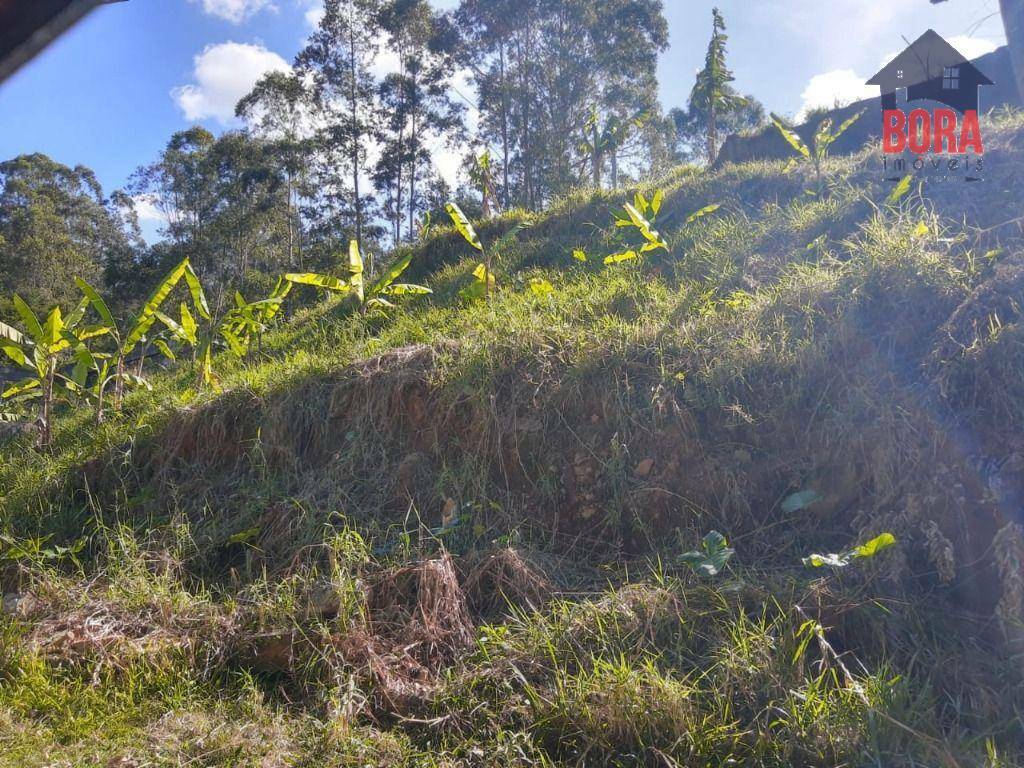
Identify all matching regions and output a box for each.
[191,0,276,24]
[946,35,1000,61]
[372,48,402,80]
[796,69,876,123]
[131,195,166,224]
[299,0,324,28]
[172,42,291,125]
[304,4,324,27]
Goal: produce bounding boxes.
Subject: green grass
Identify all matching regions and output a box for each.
[3,112,1024,765]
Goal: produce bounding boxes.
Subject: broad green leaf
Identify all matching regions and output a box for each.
[0,339,26,368]
[651,189,665,216]
[284,272,351,292]
[32,346,47,377]
[128,258,189,349]
[154,310,188,343]
[70,344,93,388]
[365,297,397,310]
[622,201,649,230]
[770,114,810,159]
[885,174,913,206]
[348,240,365,303]
[853,532,896,559]
[124,315,157,354]
[198,340,219,390]
[75,278,116,328]
[831,109,864,142]
[678,530,735,577]
[446,202,483,251]
[42,307,64,350]
[12,295,43,345]
[802,533,897,568]
[370,251,414,295]
[70,324,110,343]
[472,263,496,286]
[619,202,667,250]
[153,339,176,361]
[380,283,432,296]
[182,260,211,320]
[2,378,40,399]
[220,326,247,358]
[180,302,197,344]
[781,489,820,514]
[227,527,261,546]
[263,278,292,322]
[65,296,90,330]
[603,250,638,265]
[685,203,721,225]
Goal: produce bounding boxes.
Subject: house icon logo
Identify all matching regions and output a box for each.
[867,30,992,174]
[868,29,993,113]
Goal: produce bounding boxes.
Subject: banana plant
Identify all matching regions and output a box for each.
[69,345,152,425]
[446,203,529,301]
[606,191,669,264]
[286,240,430,314]
[0,295,109,446]
[469,150,498,218]
[603,192,720,266]
[156,280,291,389]
[75,257,209,414]
[581,108,647,189]
[770,110,864,187]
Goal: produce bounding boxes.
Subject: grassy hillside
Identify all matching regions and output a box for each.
[2,113,1024,766]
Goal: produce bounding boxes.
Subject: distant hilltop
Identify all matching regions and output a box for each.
[716,45,1021,166]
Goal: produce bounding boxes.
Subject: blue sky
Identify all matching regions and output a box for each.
[0,0,1007,240]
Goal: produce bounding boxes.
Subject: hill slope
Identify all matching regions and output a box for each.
[2,114,1024,766]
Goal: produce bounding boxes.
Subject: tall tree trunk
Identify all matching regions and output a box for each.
[513,34,535,209]
[348,18,363,246]
[40,362,54,448]
[1001,0,1024,101]
[611,151,619,189]
[498,43,511,207]
[408,108,417,241]
[707,101,717,166]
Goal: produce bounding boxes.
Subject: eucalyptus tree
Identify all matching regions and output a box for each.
[0,154,138,320]
[296,0,382,248]
[236,71,316,270]
[375,0,465,242]
[455,0,667,206]
[455,0,531,207]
